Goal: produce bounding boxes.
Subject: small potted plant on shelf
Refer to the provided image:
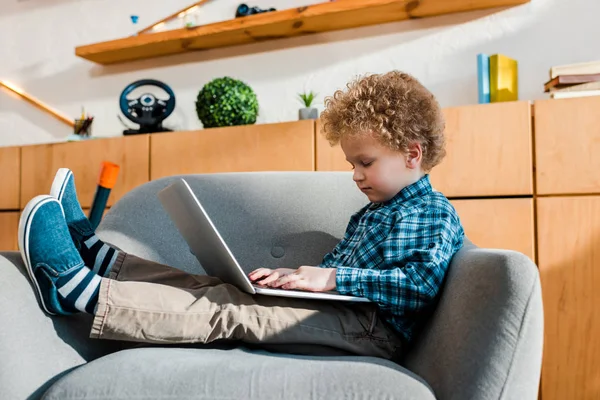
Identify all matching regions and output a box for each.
[298,91,318,120]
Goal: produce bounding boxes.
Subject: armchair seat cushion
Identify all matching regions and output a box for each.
[42,347,435,400]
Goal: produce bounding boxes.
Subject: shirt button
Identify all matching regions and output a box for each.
[428,243,436,249]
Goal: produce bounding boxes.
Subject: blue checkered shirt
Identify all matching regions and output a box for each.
[319,175,464,343]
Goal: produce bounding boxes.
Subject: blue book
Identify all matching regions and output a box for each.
[477,54,491,104]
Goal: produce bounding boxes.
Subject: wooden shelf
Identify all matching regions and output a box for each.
[75,0,530,65]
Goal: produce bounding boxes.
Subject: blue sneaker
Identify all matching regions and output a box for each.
[50,168,94,237]
[19,195,101,315]
[50,168,120,278]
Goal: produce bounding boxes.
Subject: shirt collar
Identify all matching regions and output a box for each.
[377,174,433,208]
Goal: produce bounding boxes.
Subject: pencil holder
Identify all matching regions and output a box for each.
[74,118,93,137]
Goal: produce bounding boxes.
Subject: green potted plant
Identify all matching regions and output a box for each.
[196,77,259,128]
[298,91,318,120]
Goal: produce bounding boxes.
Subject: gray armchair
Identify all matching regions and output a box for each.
[0,172,543,399]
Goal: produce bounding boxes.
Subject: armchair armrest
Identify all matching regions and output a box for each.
[404,241,543,400]
[0,252,125,399]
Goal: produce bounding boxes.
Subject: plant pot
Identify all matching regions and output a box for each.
[299,107,318,120]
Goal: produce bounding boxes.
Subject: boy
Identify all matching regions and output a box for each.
[19,71,464,361]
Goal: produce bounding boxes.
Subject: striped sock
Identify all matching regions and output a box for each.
[76,233,119,278]
[56,265,101,314]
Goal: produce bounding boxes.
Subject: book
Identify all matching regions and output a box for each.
[550,60,600,80]
[550,81,600,93]
[490,54,518,103]
[550,89,600,99]
[477,54,490,104]
[544,73,600,92]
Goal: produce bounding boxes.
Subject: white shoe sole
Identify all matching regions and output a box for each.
[18,195,59,316]
[50,168,72,203]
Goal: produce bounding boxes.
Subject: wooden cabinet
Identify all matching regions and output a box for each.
[0,212,18,251]
[537,196,600,400]
[315,119,351,171]
[452,198,535,260]
[430,101,533,197]
[535,97,600,195]
[20,135,149,209]
[0,147,20,209]
[535,97,600,400]
[316,102,534,197]
[151,121,315,179]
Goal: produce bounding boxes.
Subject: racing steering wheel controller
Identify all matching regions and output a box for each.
[119,79,176,135]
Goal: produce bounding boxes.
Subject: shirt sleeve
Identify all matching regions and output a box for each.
[335,209,463,311]
[318,206,366,269]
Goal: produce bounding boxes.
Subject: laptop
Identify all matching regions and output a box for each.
[157,178,370,303]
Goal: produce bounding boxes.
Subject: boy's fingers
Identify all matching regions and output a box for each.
[257,273,280,286]
[282,279,314,291]
[272,273,301,288]
[282,281,302,290]
[249,268,272,281]
[254,278,272,286]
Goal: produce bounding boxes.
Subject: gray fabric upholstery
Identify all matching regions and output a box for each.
[0,253,131,400]
[404,242,544,400]
[42,347,435,400]
[97,172,370,275]
[0,172,543,400]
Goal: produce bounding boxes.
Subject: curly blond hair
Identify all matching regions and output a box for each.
[320,71,446,172]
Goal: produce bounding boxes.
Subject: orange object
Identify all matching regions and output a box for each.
[98,161,120,189]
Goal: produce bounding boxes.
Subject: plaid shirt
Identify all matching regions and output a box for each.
[319,175,464,343]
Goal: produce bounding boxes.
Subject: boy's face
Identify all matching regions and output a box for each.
[341,134,424,203]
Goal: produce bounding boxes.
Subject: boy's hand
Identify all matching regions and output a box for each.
[270,266,337,292]
[249,268,297,287]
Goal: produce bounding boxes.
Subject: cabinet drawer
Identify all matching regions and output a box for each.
[535,97,600,194]
[20,135,149,209]
[151,121,315,179]
[451,198,535,260]
[315,120,350,172]
[431,102,533,197]
[0,212,18,251]
[0,146,20,209]
[537,196,600,400]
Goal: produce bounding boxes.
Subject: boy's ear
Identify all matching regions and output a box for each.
[405,143,422,169]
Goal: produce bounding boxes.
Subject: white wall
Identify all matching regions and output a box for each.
[0,0,598,147]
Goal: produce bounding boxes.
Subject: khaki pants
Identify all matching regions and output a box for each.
[90,253,404,360]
